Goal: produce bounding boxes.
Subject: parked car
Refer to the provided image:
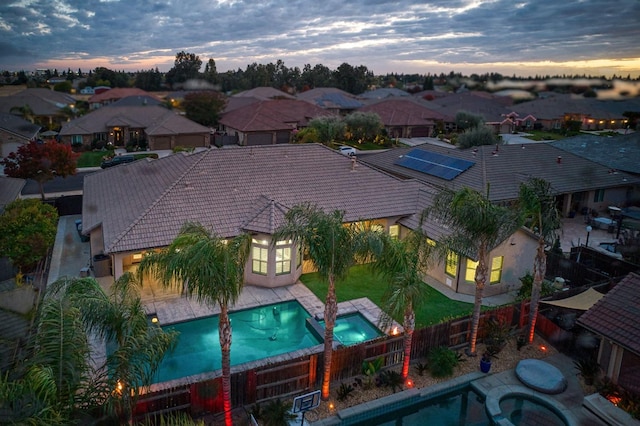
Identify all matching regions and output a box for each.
[338,146,357,156]
[100,155,136,168]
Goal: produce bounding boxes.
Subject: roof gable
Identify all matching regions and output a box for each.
[219,99,330,132]
[577,273,640,355]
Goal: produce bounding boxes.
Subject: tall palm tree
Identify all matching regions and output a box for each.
[425,187,522,356]
[273,204,382,400]
[0,275,176,424]
[371,229,432,379]
[9,104,35,123]
[138,222,251,426]
[518,178,561,344]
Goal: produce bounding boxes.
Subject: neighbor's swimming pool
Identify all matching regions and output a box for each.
[154,300,320,383]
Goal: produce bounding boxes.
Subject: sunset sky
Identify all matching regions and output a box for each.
[1,0,639,78]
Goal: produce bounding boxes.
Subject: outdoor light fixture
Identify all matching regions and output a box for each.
[585,225,592,247]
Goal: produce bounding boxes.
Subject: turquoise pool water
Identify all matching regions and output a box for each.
[352,386,489,426]
[319,313,383,346]
[500,395,568,425]
[154,300,320,384]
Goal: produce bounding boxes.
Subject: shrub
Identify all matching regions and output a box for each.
[378,370,404,393]
[516,272,555,301]
[427,346,459,378]
[414,361,429,376]
[337,382,355,402]
[484,316,513,354]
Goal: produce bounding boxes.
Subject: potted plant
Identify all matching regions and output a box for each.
[480,351,492,373]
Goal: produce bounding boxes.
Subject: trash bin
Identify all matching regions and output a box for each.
[93,254,112,277]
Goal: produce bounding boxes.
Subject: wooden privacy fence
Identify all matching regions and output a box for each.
[134,304,524,421]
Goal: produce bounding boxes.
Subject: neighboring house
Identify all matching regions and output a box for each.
[0,88,75,130]
[359,88,411,100]
[550,132,640,176]
[418,91,535,134]
[511,94,629,131]
[88,88,159,110]
[0,113,40,157]
[59,102,210,150]
[577,272,640,394]
[218,99,329,146]
[234,87,295,100]
[359,142,640,218]
[357,98,451,138]
[297,87,363,115]
[81,144,538,298]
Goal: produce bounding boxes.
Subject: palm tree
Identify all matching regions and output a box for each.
[518,178,561,344]
[371,229,432,379]
[9,104,35,123]
[138,222,251,426]
[273,204,382,400]
[425,187,522,356]
[0,275,176,424]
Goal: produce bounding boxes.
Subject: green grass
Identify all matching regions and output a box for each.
[523,130,578,141]
[77,150,114,167]
[77,151,159,167]
[299,264,474,327]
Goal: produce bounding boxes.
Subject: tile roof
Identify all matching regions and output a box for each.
[234,87,295,100]
[0,176,26,212]
[359,88,411,99]
[551,133,640,175]
[59,104,210,136]
[83,144,422,254]
[510,94,627,120]
[577,273,640,356]
[219,99,330,132]
[0,88,75,116]
[0,113,41,139]
[297,88,363,109]
[417,91,515,123]
[358,98,450,126]
[360,142,640,202]
[88,88,156,103]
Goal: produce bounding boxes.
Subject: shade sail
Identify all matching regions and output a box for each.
[540,288,604,311]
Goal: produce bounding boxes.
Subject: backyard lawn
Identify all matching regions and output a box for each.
[76,151,159,167]
[300,264,475,327]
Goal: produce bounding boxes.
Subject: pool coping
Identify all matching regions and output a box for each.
[310,372,484,425]
[479,384,579,426]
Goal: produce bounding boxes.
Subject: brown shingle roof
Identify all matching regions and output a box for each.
[88,88,158,104]
[358,98,450,126]
[219,99,330,132]
[577,273,640,356]
[361,143,640,202]
[83,144,422,254]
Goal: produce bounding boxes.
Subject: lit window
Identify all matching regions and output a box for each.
[275,247,291,275]
[445,251,458,277]
[389,224,399,239]
[426,238,436,246]
[132,253,143,261]
[252,241,268,275]
[490,256,504,284]
[465,256,504,284]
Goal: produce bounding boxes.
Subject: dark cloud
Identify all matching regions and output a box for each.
[0,0,637,75]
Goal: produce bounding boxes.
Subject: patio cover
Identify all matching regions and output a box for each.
[540,288,604,311]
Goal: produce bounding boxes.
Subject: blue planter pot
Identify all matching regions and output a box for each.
[480,359,492,373]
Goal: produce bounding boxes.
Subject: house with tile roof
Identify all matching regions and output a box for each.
[360,142,640,219]
[59,102,210,150]
[0,113,41,157]
[0,88,75,131]
[81,143,538,297]
[218,99,330,146]
[297,87,364,115]
[511,94,630,131]
[577,272,640,394]
[357,98,451,139]
[88,88,161,110]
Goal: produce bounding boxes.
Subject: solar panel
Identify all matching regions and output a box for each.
[395,149,474,180]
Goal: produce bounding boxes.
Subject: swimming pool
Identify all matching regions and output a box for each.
[324,313,384,346]
[154,300,321,383]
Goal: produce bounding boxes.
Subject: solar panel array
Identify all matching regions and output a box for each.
[395,149,475,180]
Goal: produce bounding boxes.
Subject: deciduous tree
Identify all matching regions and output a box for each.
[1,140,79,200]
[183,91,227,127]
[0,199,58,273]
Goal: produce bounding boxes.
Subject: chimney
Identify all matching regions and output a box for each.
[557,156,562,164]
